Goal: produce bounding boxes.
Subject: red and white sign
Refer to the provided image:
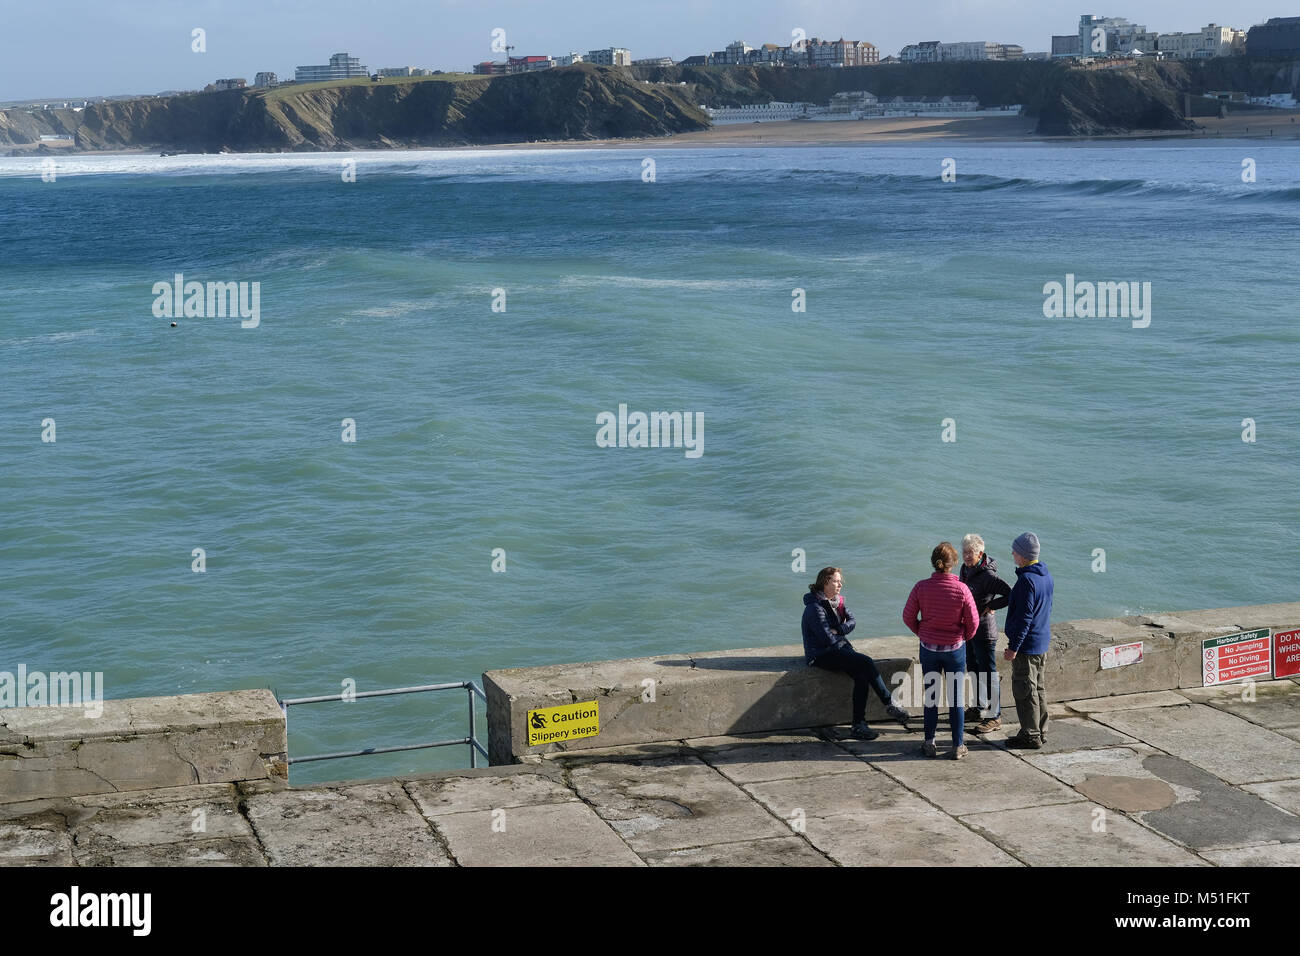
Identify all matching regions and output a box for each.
[1274,628,1300,679]
[1100,641,1144,670]
[1202,629,1272,686]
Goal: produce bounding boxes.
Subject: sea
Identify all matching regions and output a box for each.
[2,141,1298,784]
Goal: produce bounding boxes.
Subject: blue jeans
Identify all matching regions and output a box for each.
[919,644,966,747]
[965,634,1001,719]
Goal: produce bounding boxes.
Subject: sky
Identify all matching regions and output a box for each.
[1,0,1292,101]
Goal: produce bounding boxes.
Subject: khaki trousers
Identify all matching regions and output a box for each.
[1012,652,1049,741]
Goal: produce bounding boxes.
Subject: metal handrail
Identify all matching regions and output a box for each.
[279,680,488,769]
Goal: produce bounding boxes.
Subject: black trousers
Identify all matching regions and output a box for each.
[813,645,892,724]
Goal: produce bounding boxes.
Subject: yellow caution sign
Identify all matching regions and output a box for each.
[526,700,600,747]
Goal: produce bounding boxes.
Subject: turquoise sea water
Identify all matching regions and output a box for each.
[2,143,1298,783]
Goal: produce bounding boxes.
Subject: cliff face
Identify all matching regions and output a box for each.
[638,61,1058,112]
[638,58,1300,136]
[0,106,83,147]
[7,58,1300,151]
[1175,57,1300,97]
[0,64,710,152]
[1034,65,1194,135]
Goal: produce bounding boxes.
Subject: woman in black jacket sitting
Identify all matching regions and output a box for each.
[802,566,911,740]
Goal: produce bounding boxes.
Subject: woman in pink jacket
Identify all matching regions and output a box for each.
[903,542,980,760]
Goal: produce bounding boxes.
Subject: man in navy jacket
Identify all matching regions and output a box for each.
[1002,532,1054,749]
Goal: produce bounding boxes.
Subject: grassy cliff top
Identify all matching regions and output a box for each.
[259,72,485,100]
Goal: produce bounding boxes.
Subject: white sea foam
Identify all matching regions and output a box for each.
[556,274,771,292]
[0,328,99,348]
[0,147,631,180]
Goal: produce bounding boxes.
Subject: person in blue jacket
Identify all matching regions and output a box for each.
[1002,533,1054,749]
[802,566,910,740]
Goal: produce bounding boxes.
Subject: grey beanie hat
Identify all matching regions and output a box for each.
[1013,532,1040,561]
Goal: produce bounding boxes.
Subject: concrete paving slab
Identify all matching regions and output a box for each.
[71,782,240,808]
[1242,779,1300,815]
[404,771,576,815]
[1022,747,1300,851]
[641,835,833,866]
[836,728,1082,815]
[0,796,89,828]
[1180,682,1300,730]
[242,782,451,866]
[1065,691,1191,713]
[1136,753,1300,850]
[743,771,1021,866]
[75,836,268,867]
[0,783,256,867]
[566,755,790,852]
[694,739,872,784]
[70,789,252,855]
[1200,843,1300,865]
[987,716,1140,753]
[1181,678,1299,701]
[1075,776,1176,811]
[686,730,821,750]
[961,803,1207,866]
[1090,703,1300,784]
[431,801,644,866]
[0,819,75,866]
[540,741,690,763]
[1025,746,1169,788]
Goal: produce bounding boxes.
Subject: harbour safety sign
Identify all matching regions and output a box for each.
[1202,629,1271,686]
[527,700,600,747]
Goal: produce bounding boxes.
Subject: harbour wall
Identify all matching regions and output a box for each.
[4,603,1297,798]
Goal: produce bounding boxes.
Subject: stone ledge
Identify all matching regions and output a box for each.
[484,642,916,764]
[0,690,287,804]
[485,602,1300,764]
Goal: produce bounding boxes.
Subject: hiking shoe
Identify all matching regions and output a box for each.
[849,722,880,741]
[920,740,938,758]
[971,717,1002,735]
[1005,733,1042,750]
[886,704,911,728]
[951,744,969,760]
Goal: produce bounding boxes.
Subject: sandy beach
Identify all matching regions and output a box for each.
[480,109,1300,150]
[9,109,1300,158]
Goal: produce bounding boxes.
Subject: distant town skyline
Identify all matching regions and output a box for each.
[4,0,1296,101]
